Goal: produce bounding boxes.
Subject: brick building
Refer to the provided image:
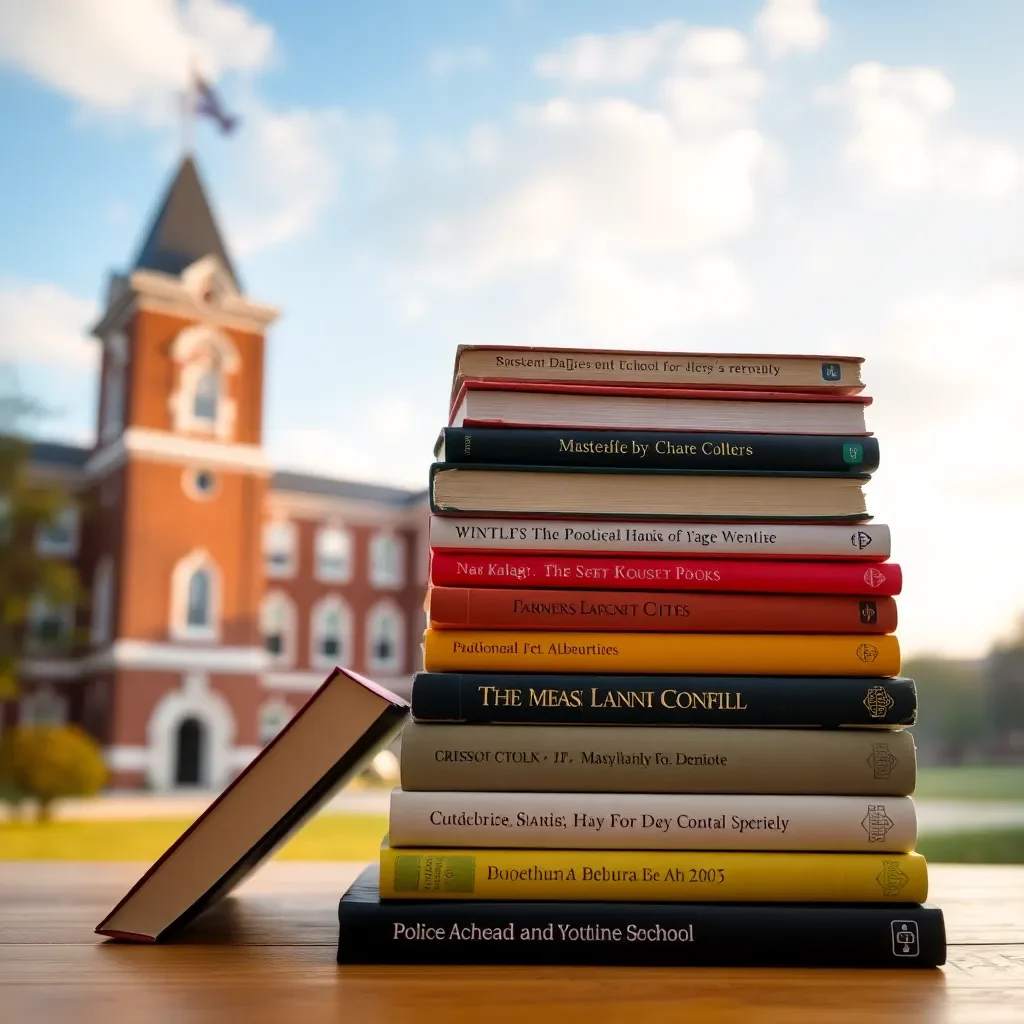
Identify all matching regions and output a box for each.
[9,156,428,790]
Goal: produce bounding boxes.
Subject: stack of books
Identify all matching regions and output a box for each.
[337,345,946,968]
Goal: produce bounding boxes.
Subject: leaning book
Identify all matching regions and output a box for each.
[95,669,408,943]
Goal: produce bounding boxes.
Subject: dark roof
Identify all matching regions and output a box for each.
[28,440,91,469]
[271,470,426,507]
[131,156,241,290]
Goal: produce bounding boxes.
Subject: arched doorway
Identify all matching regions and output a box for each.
[174,716,206,786]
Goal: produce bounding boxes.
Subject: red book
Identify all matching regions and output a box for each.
[428,551,902,596]
[428,586,898,634]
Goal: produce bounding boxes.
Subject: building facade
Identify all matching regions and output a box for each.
[8,157,428,791]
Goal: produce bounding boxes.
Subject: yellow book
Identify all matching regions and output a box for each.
[422,629,900,676]
[379,839,928,903]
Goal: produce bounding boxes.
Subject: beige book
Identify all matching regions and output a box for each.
[399,723,916,796]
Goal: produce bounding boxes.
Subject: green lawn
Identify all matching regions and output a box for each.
[915,765,1024,801]
[916,828,1024,864]
[0,813,389,861]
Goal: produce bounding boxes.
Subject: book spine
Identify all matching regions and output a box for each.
[410,673,917,727]
[398,723,918,795]
[454,351,865,393]
[378,847,929,903]
[428,516,892,560]
[338,899,946,967]
[428,587,898,634]
[387,791,919,852]
[428,551,903,595]
[442,428,880,473]
[422,630,902,677]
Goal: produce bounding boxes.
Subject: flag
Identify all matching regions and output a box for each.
[192,73,240,135]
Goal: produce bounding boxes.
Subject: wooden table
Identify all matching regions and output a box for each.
[1,862,1023,1023]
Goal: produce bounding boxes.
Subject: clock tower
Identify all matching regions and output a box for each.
[82,156,280,789]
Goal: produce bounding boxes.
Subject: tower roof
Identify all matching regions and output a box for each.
[131,156,241,291]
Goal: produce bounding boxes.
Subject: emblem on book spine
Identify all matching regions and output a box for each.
[821,362,842,381]
[851,530,873,550]
[867,743,898,779]
[863,567,886,588]
[863,686,894,717]
[861,805,895,843]
[856,643,880,663]
[876,860,910,896]
[858,600,878,624]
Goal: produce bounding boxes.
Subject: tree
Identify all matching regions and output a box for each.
[0,371,83,699]
[904,655,986,765]
[0,724,107,821]
[984,615,1024,759]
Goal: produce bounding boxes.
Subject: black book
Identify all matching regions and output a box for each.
[337,865,945,968]
[410,672,917,728]
[437,426,879,474]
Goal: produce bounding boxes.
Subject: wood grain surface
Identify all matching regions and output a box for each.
[1,861,1022,1024]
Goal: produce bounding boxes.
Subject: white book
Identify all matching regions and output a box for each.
[388,790,917,853]
[429,516,891,559]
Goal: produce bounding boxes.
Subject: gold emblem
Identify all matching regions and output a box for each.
[856,643,880,663]
[876,860,909,896]
[867,743,898,779]
[863,686,895,718]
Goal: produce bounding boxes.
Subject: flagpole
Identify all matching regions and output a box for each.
[181,57,196,156]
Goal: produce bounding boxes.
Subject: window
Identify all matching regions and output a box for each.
[315,526,352,582]
[0,495,11,544]
[90,556,114,645]
[26,597,73,652]
[183,466,218,500]
[370,532,406,589]
[366,601,405,674]
[264,520,297,578]
[193,365,220,422]
[170,550,221,641]
[258,699,292,745]
[260,591,296,667]
[100,358,126,443]
[310,596,353,670]
[168,325,240,440]
[20,687,67,726]
[35,505,79,557]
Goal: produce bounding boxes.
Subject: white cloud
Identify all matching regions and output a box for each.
[754,0,829,58]
[534,21,688,83]
[834,62,1022,199]
[0,281,98,370]
[0,0,273,125]
[427,46,492,78]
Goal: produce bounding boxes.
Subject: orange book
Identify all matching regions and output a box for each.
[427,586,896,634]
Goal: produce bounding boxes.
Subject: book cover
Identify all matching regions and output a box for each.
[428,516,892,560]
[428,551,903,595]
[94,668,409,943]
[422,629,902,677]
[410,672,916,727]
[451,346,866,397]
[399,723,917,795]
[387,790,919,852]
[427,587,899,634]
[339,865,946,967]
[378,840,929,903]
[438,426,879,474]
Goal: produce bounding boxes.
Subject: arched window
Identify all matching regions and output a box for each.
[170,550,221,641]
[366,601,405,674]
[310,596,353,670]
[370,532,406,589]
[101,358,126,443]
[264,520,297,578]
[193,364,221,422]
[260,591,296,667]
[315,526,352,582]
[90,556,114,645]
[26,597,72,652]
[258,699,292,745]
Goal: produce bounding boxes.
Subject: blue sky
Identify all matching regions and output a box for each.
[2,0,1023,658]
